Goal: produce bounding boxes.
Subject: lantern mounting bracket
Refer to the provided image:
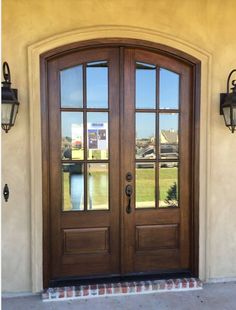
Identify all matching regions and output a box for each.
[3,62,11,84]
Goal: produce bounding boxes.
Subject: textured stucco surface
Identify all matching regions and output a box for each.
[2,0,236,292]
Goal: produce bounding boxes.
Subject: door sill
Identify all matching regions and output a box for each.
[49,270,193,288]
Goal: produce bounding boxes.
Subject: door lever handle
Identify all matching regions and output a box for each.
[125,185,133,214]
[126,196,132,214]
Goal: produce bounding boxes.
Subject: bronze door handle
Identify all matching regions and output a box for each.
[125,184,133,214]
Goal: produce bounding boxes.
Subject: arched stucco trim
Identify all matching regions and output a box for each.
[28,25,212,292]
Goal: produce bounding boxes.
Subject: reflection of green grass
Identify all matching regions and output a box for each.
[71,149,108,160]
[136,168,155,207]
[159,167,178,201]
[88,150,108,160]
[88,171,108,207]
[71,148,84,160]
[136,167,177,202]
[62,167,177,210]
[63,173,71,211]
[62,170,108,210]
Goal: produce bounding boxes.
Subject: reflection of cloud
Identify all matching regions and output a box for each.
[69,90,83,101]
[87,84,107,104]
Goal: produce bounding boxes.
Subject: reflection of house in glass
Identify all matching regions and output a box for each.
[136,138,155,158]
[136,130,178,160]
[160,129,178,160]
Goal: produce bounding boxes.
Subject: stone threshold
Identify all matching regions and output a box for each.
[42,278,203,301]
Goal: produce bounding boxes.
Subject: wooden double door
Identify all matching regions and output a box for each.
[43,45,197,286]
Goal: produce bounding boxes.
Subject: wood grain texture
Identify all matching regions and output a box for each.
[63,228,110,255]
[136,224,179,251]
[41,40,200,287]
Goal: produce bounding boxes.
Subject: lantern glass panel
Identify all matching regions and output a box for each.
[233,106,236,126]
[223,106,231,126]
[1,103,12,125]
[12,104,19,125]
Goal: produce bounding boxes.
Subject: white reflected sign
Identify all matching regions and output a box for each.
[71,124,83,149]
[87,122,108,150]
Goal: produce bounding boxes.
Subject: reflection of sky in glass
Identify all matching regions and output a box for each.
[136,113,155,139]
[87,112,108,124]
[62,112,109,137]
[61,112,83,138]
[87,61,108,108]
[160,68,179,109]
[159,114,178,131]
[136,62,156,109]
[60,65,83,108]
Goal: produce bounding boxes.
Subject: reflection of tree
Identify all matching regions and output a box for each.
[165,182,178,207]
[63,146,72,159]
[61,137,72,159]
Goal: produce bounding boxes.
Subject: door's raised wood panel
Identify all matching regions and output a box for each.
[63,227,110,255]
[135,224,179,252]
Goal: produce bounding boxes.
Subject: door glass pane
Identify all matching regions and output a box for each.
[136,113,156,159]
[87,163,109,210]
[87,61,108,108]
[159,113,178,160]
[136,163,155,208]
[159,68,179,109]
[60,65,83,108]
[87,112,108,160]
[136,62,156,109]
[62,163,84,211]
[61,112,84,160]
[159,163,178,208]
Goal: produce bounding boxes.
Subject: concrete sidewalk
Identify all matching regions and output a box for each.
[2,282,236,310]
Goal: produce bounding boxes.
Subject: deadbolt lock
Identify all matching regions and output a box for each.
[126,172,133,182]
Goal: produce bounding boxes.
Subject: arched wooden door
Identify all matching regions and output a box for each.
[42,44,199,287]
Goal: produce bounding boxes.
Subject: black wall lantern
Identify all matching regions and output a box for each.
[220,69,236,133]
[1,62,20,133]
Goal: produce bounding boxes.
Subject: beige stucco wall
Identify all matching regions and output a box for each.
[2,0,236,293]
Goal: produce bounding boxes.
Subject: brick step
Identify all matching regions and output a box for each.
[42,278,203,301]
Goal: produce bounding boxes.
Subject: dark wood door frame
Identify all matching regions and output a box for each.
[40,39,200,288]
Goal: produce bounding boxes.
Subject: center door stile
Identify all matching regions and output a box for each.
[121,48,136,274]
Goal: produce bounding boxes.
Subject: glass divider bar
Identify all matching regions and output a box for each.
[156,67,160,208]
[83,63,87,211]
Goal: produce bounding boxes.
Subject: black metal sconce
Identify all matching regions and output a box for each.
[1,62,20,133]
[220,69,236,133]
